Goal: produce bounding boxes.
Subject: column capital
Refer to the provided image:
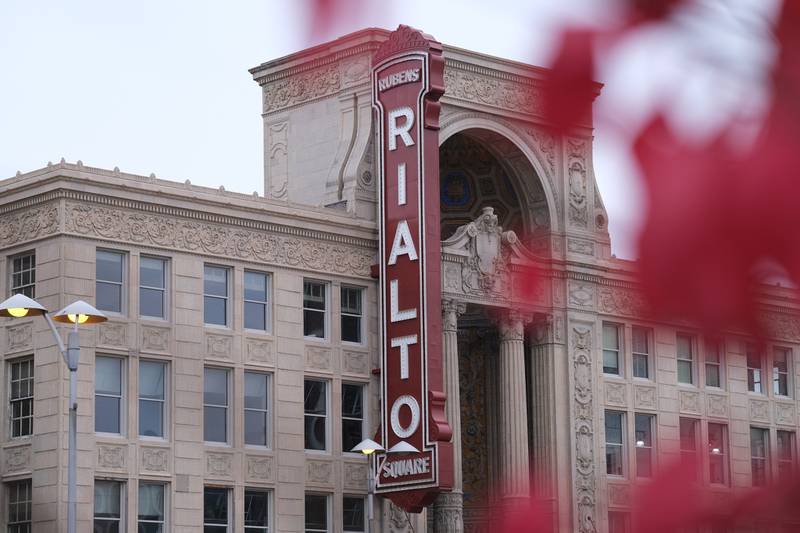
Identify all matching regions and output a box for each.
[497,309,531,342]
[442,299,467,332]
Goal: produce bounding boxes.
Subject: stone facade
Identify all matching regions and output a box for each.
[1,27,800,533]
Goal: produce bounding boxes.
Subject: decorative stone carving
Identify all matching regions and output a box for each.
[498,310,527,342]
[98,322,126,347]
[306,459,333,484]
[568,282,595,308]
[0,203,59,247]
[97,444,126,469]
[760,311,800,342]
[435,491,464,533]
[140,447,169,472]
[341,55,370,88]
[527,127,557,178]
[707,394,728,418]
[63,202,374,277]
[679,390,701,414]
[604,382,627,407]
[262,65,340,113]
[571,326,597,533]
[343,462,368,490]
[608,483,632,506]
[750,399,770,422]
[568,161,588,228]
[775,402,795,425]
[4,446,31,472]
[140,326,169,352]
[6,323,32,352]
[442,299,467,333]
[206,452,233,478]
[246,339,274,365]
[597,287,647,317]
[268,121,289,200]
[246,455,274,481]
[633,385,657,410]
[306,346,332,370]
[443,66,544,118]
[568,238,594,256]
[342,350,368,374]
[205,334,232,359]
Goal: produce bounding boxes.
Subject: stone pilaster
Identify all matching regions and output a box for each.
[498,310,531,501]
[434,299,466,532]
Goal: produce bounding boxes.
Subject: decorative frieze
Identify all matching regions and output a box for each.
[633,385,657,410]
[306,459,334,485]
[306,346,332,371]
[140,447,170,473]
[205,333,232,359]
[4,445,31,473]
[97,444,127,470]
[140,325,170,353]
[342,350,369,375]
[707,394,728,418]
[775,402,796,426]
[568,238,594,256]
[597,287,647,317]
[750,399,770,422]
[679,390,701,415]
[607,483,632,507]
[263,65,340,113]
[343,462,368,490]
[443,65,544,118]
[604,382,627,407]
[571,325,597,533]
[6,323,32,353]
[246,339,274,365]
[98,322,127,348]
[246,455,274,482]
[568,282,595,309]
[206,452,233,478]
[0,203,59,247]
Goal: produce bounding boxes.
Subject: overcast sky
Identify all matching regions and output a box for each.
[0,0,779,258]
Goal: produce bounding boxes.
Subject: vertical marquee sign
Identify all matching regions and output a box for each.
[372,25,453,512]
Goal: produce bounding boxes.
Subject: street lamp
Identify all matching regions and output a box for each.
[352,438,385,531]
[0,294,107,533]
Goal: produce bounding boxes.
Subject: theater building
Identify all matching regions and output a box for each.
[2,26,800,533]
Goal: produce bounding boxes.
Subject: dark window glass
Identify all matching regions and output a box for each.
[635,414,654,478]
[303,281,326,338]
[9,358,34,438]
[245,271,269,331]
[679,418,698,480]
[204,487,229,533]
[746,344,763,393]
[94,480,122,533]
[602,324,620,375]
[774,347,790,397]
[343,496,365,532]
[632,327,649,379]
[10,252,35,298]
[245,489,269,532]
[305,494,328,533]
[204,266,229,326]
[7,479,32,533]
[605,411,624,476]
[608,511,630,533]
[341,287,363,343]
[138,483,165,532]
[304,380,327,451]
[95,357,123,434]
[204,368,228,443]
[342,384,364,452]
[777,430,795,483]
[708,423,728,485]
[140,256,166,319]
[245,372,269,446]
[96,251,124,313]
[139,360,166,438]
[750,427,769,487]
[677,334,693,384]
[705,338,722,388]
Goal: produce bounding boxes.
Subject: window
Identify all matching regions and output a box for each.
[635,413,655,478]
[245,372,270,446]
[303,281,327,339]
[342,383,364,452]
[708,423,729,485]
[632,326,650,379]
[94,480,123,533]
[677,333,694,384]
[305,494,329,533]
[7,479,32,533]
[304,380,328,451]
[777,430,795,483]
[705,338,723,388]
[608,511,630,533]
[679,417,699,480]
[343,496,365,532]
[773,347,791,397]
[204,487,230,533]
[602,324,621,375]
[244,271,270,331]
[140,256,167,319]
[605,410,624,476]
[97,250,125,314]
[138,482,166,533]
[95,356,124,434]
[204,368,229,443]
[139,360,166,438]
[746,343,764,393]
[245,489,270,533]
[341,287,363,343]
[204,265,230,326]
[10,252,35,298]
[9,358,33,438]
[750,427,769,487]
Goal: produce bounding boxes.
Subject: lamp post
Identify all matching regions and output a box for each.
[352,438,385,531]
[0,294,107,533]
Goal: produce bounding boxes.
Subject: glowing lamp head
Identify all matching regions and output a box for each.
[7,307,29,318]
[351,438,384,456]
[0,294,47,319]
[53,301,107,325]
[67,314,90,324]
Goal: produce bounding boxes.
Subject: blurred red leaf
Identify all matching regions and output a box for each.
[542,29,597,135]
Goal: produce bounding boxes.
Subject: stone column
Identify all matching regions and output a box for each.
[498,310,531,501]
[434,299,467,533]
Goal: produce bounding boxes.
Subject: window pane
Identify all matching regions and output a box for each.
[305,494,328,530]
[706,364,721,387]
[204,487,228,523]
[678,360,692,384]
[304,282,326,310]
[746,344,761,369]
[677,335,692,359]
[632,327,648,354]
[605,412,623,444]
[204,407,227,442]
[204,296,227,326]
[635,415,652,446]
[138,483,164,520]
[95,396,121,433]
[140,257,165,288]
[343,419,363,452]
[140,361,165,400]
[603,350,619,375]
[140,287,164,318]
[245,272,267,302]
[342,384,363,418]
[97,251,123,282]
[244,490,269,527]
[204,266,228,296]
[636,447,652,478]
[679,418,697,451]
[304,381,326,414]
[341,287,362,314]
[245,373,268,410]
[304,309,325,338]
[204,369,228,406]
[139,400,164,437]
[305,416,327,450]
[778,431,794,460]
[244,301,266,330]
[245,411,268,446]
[342,315,361,343]
[94,481,121,517]
[343,497,365,531]
[606,445,623,476]
[603,324,619,350]
[632,354,648,379]
[97,282,122,313]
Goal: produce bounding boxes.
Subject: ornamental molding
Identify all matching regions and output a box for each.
[571,325,597,533]
[206,452,233,478]
[306,459,334,485]
[97,444,127,470]
[245,339,274,365]
[0,202,59,248]
[343,462,368,490]
[251,41,380,85]
[246,455,274,482]
[4,445,31,472]
[306,346,333,371]
[6,323,32,353]
[140,326,170,353]
[63,200,375,278]
[140,447,170,472]
[597,287,648,317]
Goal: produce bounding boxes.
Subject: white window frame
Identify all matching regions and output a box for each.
[244,487,272,533]
[9,251,36,298]
[204,264,231,328]
[138,359,168,440]
[304,379,330,453]
[707,422,729,486]
[602,323,622,377]
[204,367,231,445]
[341,382,366,455]
[773,346,792,398]
[95,355,126,437]
[634,413,655,479]
[746,342,765,394]
[342,495,366,533]
[244,270,272,333]
[139,255,169,321]
[604,410,626,477]
[93,479,125,532]
[6,478,32,532]
[676,333,695,385]
[630,325,651,380]
[304,493,331,533]
[8,357,34,439]
[303,280,329,341]
[138,481,168,532]
[340,285,364,345]
[203,486,232,532]
[96,249,127,316]
[704,337,724,389]
[244,371,272,448]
